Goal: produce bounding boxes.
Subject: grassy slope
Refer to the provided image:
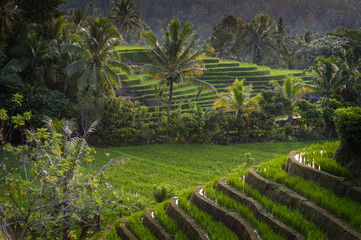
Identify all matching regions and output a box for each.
[93,141,322,202]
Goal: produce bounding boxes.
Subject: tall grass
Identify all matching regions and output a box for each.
[204,179,286,240]
[227,171,328,240]
[153,200,188,240]
[258,157,361,231]
[298,141,352,178]
[178,188,239,240]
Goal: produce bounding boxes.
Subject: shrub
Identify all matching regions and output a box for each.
[152,183,175,202]
[334,107,361,147]
[0,120,119,239]
[0,84,76,128]
[297,100,324,129]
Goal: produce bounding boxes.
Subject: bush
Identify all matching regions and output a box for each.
[334,107,361,147]
[152,183,175,203]
[0,84,76,128]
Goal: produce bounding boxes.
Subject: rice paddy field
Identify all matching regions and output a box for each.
[92,141,322,206]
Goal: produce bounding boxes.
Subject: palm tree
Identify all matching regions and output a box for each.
[0,0,17,38]
[239,14,278,64]
[109,0,144,36]
[61,17,130,95]
[141,18,214,141]
[270,75,312,126]
[311,56,343,107]
[214,78,260,138]
[0,47,22,87]
[338,48,361,103]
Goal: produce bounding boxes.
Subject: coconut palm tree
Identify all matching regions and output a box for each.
[270,75,312,126]
[109,0,144,35]
[311,56,343,107]
[141,18,214,141]
[214,78,260,139]
[239,14,279,64]
[61,17,130,95]
[214,78,260,119]
[338,48,361,103]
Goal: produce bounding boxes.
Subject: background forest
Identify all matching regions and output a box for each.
[61,0,361,40]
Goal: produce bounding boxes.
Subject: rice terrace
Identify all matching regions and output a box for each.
[1,0,361,239]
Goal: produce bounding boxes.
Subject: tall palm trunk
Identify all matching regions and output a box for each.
[166,80,173,142]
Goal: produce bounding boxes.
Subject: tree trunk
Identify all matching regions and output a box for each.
[166,81,173,143]
[288,114,293,127]
[327,95,330,108]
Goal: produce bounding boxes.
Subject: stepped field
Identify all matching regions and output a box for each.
[116,48,314,112]
[99,141,361,240]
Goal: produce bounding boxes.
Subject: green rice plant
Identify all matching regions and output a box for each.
[227,171,328,240]
[153,200,189,240]
[178,188,239,240]
[258,157,361,231]
[204,179,286,240]
[126,209,158,240]
[202,57,220,63]
[103,224,122,240]
[298,141,352,178]
[114,45,146,50]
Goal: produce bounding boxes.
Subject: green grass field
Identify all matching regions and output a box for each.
[92,141,322,206]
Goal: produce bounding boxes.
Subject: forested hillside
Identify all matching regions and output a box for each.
[61,0,361,39]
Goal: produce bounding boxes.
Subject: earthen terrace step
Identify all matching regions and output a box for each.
[190,185,259,240]
[216,177,305,240]
[142,208,172,240]
[166,197,208,240]
[245,166,361,240]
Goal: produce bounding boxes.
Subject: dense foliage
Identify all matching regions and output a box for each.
[334,107,361,147]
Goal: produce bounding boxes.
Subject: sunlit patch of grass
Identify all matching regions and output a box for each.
[114,45,146,51]
[298,141,352,178]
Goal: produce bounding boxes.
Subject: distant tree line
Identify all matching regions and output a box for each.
[61,0,361,40]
